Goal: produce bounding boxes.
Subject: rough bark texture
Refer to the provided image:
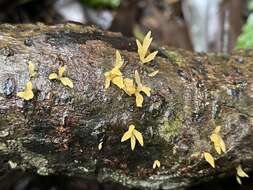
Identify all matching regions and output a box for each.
[0,23,252,190]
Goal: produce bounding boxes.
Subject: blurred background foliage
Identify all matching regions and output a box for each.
[0,0,252,53]
[80,0,121,8]
[236,0,253,49]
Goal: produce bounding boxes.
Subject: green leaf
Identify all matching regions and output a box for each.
[236,14,253,49]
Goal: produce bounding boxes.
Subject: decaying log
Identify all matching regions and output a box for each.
[0,23,252,190]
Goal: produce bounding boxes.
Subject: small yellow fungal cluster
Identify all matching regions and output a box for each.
[123,71,151,107]
[203,152,215,168]
[17,62,74,101]
[121,124,144,150]
[104,31,157,107]
[191,126,227,168]
[136,31,158,64]
[49,66,74,88]
[120,124,158,169]
[17,61,36,100]
[203,126,227,168]
[236,164,249,185]
[102,31,159,163]
[104,50,124,89]
[28,61,37,78]
[153,160,161,169]
[17,81,34,100]
[210,126,226,155]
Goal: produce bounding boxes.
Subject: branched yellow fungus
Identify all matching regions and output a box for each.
[210,126,226,154]
[49,66,73,88]
[153,160,161,169]
[136,31,158,64]
[121,124,144,150]
[123,70,151,107]
[236,164,249,185]
[28,61,36,77]
[203,152,215,168]
[104,50,124,89]
[17,81,34,100]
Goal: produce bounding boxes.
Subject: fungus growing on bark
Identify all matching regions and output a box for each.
[136,31,158,64]
[121,125,144,150]
[17,81,34,100]
[49,66,73,88]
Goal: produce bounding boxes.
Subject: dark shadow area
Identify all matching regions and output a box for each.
[187,172,253,190]
[0,170,252,190]
[0,170,139,190]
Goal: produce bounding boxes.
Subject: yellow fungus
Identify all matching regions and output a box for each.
[236,175,242,185]
[210,126,226,155]
[104,50,124,89]
[98,142,103,150]
[123,70,151,107]
[153,160,161,169]
[28,61,36,77]
[49,66,73,88]
[148,70,159,77]
[17,81,34,100]
[136,31,158,64]
[203,152,215,168]
[121,125,144,150]
[236,164,249,185]
[123,78,136,96]
[236,164,249,178]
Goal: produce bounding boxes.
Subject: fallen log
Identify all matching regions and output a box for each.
[0,23,252,190]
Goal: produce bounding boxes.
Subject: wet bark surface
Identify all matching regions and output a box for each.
[0,23,252,190]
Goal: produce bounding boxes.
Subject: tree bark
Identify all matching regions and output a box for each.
[0,23,252,190]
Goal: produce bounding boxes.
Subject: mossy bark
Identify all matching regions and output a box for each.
[0,23,252,190]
